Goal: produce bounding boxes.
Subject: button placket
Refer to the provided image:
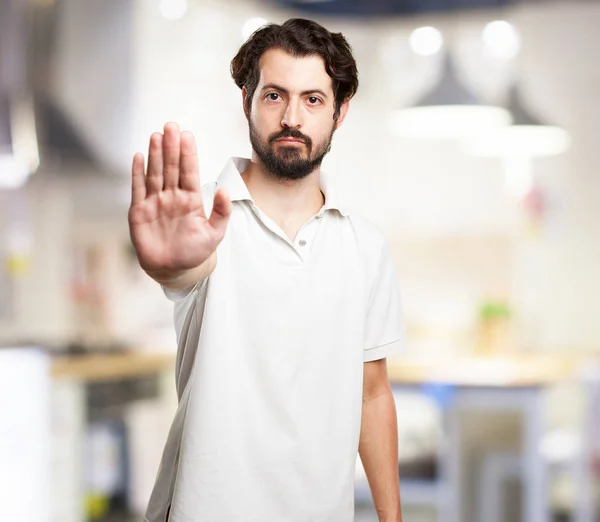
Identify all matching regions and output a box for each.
[249,203,294,248]
[295,211,326,252]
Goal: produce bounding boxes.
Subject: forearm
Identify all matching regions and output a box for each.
[358,387,402,522]
[148,252,216,290]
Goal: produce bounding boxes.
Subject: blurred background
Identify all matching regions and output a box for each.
[1,0,599,521]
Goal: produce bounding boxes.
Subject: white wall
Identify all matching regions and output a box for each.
[509,2,600,351]
[0,173,72,345]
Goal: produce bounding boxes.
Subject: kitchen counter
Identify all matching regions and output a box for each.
[386,353,588,387]
[51,351,175,382]
[51,351,592,386]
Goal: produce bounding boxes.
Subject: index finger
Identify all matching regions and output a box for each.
[179,131,201,192]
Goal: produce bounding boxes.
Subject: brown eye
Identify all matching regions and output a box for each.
[308,96,321,105]
[266,93,280,101]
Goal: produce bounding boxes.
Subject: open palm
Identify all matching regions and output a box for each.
[128,123,231,276]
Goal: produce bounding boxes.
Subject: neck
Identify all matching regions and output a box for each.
[241,153,325,219]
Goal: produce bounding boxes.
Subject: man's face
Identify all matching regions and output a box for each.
[245,49,346,181]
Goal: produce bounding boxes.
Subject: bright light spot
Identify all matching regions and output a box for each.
[159,0,187,21]
[464,125,571,157]
[243,17,269,41]
[482,20,521,59]
[390,106,511,140]
[0,155,30,189]
[409,26,443,56]
[540,430,581,464]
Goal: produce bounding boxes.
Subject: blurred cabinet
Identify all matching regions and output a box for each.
[51,378,86,522]
[0,347,51,522]
[50,352,176,522]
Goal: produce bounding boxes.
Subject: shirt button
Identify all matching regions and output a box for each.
[298,239,307,247]
[315,214,323,220]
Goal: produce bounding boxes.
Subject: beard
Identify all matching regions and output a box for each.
[249,119,336,181]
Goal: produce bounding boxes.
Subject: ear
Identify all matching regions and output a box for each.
[334,100,350,130]
[242,86,250,120]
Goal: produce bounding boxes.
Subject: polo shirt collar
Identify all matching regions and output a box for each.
[216,157,349,217]
[318,168,349,217]
[216,157,253,203]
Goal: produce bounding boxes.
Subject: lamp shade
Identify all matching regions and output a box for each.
[464,85,571,157]
[390,53,512,140]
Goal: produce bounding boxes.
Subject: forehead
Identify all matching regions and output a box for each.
[256,48,333,94]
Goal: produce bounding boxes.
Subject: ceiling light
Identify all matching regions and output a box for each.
[0,155,30,190]
[409,26,443,57]
[464,85,571,157]
[482,20,521,60]
[390,54,511,140]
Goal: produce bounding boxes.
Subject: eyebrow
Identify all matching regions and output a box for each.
[261,83,329,100]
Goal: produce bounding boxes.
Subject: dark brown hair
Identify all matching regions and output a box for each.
[230,18,359,119]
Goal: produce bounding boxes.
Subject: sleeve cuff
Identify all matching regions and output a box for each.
[363,337,404,362]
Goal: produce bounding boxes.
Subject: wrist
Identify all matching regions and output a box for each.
[376,506,402,522]
[149,253,216,290]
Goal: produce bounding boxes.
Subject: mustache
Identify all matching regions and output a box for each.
[269,129,312,146]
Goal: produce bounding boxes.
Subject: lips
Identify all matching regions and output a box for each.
[276,138,304,144]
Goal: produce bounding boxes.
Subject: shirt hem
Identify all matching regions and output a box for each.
[363,337,403,362]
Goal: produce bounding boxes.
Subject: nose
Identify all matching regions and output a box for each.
[281,98,302,129]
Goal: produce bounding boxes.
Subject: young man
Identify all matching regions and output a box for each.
[129,18,404,522]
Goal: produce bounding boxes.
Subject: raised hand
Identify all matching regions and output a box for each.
[128,123,231,285]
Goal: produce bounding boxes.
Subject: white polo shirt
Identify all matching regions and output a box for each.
[145,157,404,522]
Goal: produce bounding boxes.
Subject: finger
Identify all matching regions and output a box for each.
[208,188,232,235]
[179,131,201,192]
[146,133,164,194]
[131,153,147,204]
[163,122,180,189]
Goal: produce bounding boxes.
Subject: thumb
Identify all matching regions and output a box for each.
[208,188,232,234]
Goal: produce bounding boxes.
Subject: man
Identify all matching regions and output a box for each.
[129,18,404,522]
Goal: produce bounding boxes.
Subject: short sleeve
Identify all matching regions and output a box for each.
[162,280,203,302]
[363,240,405,362]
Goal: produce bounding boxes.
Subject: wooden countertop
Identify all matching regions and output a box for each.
[386,353,589,387]
[51,351,593,386]
[51,352,175,382]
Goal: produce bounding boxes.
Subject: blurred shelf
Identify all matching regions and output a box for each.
[386,353,586,387]
[50,350,590,386]
[51,351,175,382]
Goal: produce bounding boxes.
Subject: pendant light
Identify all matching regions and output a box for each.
[464,83,571,157]
[390,53,512,140]
[464,84,570,198]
